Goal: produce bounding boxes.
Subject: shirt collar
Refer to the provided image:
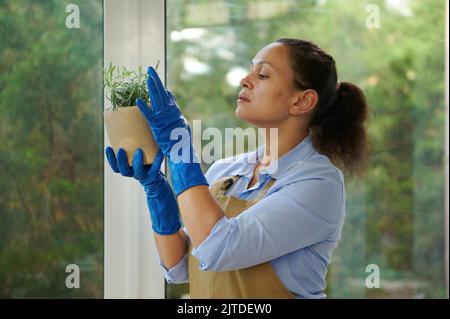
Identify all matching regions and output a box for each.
[230,134,316,180]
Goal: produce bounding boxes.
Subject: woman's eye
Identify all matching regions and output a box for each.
[258,74,268,79]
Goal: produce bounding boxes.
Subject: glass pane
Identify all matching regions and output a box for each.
[0,0,104,298]
[166,0,447,298]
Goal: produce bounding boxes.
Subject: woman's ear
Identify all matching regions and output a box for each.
[289,89,318,115]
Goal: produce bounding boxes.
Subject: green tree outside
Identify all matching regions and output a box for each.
[0,0,103,298]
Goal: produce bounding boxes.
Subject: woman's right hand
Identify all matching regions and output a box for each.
[104,147,181,235]
[105,147,164,189]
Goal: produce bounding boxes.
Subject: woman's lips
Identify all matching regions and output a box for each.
[237,94,250,103]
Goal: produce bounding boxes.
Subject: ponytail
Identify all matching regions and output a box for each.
[310,82,370,176]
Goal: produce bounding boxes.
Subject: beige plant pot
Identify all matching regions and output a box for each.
[104,105,159,166]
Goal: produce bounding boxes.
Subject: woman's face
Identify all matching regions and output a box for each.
[236,42,300,128]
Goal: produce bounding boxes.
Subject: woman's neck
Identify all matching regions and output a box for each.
[259,125,308,168]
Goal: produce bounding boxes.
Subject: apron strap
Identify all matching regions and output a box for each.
[246,178,276,207]
[210,175,240,208]
[210,174,276,209]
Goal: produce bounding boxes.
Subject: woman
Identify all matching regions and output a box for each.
[106,38,369,299]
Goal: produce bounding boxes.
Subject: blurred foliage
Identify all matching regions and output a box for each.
[166,0,447,298]
[0,0,103,298]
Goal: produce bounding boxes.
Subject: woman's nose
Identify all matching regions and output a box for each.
[239,74,253,89]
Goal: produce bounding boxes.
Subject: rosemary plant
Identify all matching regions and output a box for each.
[104,62,159,110]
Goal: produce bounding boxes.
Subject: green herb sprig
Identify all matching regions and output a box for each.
[104,61,160,110]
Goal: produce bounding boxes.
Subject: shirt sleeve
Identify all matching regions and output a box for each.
[157,227,190,284]
[191,177,344,272]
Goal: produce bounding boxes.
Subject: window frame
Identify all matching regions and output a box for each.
[103,0,166,299]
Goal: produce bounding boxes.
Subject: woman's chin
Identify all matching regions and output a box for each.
[234,106,247,120]
[235,108,259,126]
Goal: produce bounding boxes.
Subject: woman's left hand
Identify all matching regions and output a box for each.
[136,66,192,160]
[136,66,208,197]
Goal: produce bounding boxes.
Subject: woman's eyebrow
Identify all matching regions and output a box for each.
[250,60,275,69]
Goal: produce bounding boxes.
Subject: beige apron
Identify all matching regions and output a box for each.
[188,175,296,299]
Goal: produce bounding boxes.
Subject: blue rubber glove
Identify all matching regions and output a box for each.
[136,66,208,196]
[105,147,181,235]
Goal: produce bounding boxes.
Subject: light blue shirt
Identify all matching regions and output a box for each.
[158,134,346,299]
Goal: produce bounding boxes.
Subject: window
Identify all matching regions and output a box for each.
[0,0,103,298]
[166,0,448,298]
